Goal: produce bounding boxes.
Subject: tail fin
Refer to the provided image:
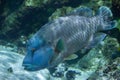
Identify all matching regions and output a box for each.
[98,6,117,30]
[98,6,112,19]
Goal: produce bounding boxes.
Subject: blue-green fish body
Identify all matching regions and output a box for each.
[22,6,117,71]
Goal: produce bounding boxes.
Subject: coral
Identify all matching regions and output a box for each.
[65,70,81,80]
[101,37,119,60]
[52,63,67,77]
[83,0,112,11]
[49,7,73,21]
[99,58,120,80]
[24,0,50,7]
[0,1,51,41]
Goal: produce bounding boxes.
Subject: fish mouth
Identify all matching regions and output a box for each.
[22,64,40,71]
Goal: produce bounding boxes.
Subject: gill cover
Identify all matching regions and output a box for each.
[23,35,54,71]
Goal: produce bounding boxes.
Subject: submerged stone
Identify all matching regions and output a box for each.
[0,45,50,80]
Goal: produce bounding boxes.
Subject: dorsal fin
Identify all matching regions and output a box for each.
[67,6,93,17]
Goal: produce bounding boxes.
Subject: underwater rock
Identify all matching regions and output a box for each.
[81,0,112,11]
[112,70,120,80]
[112,0,120,18]
[24,0,50,7]
[52,63,68,77]
[0,0,51,40]
[49,7,73,21]
[65,70,81,80]
[0,45,50,80]
[89,58,120,80]
[81,37,120,80]
[102,28,120,44]
[101,37,119,60]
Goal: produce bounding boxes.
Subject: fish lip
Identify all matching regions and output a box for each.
[22,64,39,71]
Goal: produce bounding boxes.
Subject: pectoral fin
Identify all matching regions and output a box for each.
[55,39,65,53]
[64,54,78,61]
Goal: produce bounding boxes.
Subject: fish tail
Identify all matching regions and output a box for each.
[98,6,117,30]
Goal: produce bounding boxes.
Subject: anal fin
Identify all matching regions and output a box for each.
[85,33,107,49]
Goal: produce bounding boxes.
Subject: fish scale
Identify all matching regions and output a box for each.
[64,16,90,51]
[48,16,95,53]
[39,16,98,53]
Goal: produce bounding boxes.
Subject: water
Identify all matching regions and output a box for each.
[0,0,120,80]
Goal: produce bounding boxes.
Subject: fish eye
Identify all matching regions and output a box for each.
[31,48,36,53]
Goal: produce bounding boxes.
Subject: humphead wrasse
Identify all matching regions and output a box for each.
[22,6,117,71]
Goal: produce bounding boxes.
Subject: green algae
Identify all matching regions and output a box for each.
[49,7,73,21]
[24,0,50,7]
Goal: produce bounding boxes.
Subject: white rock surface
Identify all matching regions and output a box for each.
[0,45,50,80]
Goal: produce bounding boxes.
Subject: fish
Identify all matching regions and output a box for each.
[22,6,117,71]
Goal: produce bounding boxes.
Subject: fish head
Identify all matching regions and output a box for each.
[22,36,55,71]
